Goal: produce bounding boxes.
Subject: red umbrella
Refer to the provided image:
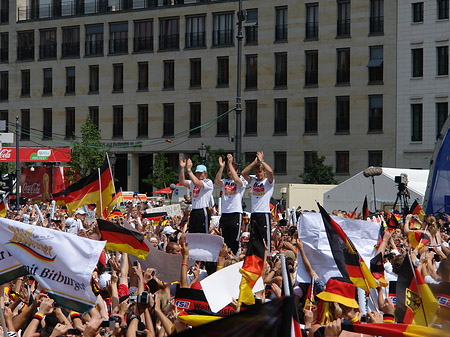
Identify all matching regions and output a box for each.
[152,184,180,195]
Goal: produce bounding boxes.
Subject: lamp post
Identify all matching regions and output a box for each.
[198,144,207,164]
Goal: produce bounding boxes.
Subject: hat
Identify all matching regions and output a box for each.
[241,232,250,242]
[162,226,176,235]
[150,237,158,243]
[99,273,111,290]
[75,208,86,215]
[195,165,207,173]
[316,277,359,309]
[282,250,296,261]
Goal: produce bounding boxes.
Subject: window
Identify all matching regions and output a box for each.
[159,17,179,50]
[213,12,234,46]
[275,53,287,87]
[43,108,52,140]
[436,102,448,138]
[437,46,449,76]
[245,152,257,165]
[134,20,153,52]
[21,70,30,96]
[411,104,423,141]
[89,106,99,129]
[217,101,229,136]
[0,71,6,101]
[21,109,30,140]
[1,0,8,23]
[138,62,148,90]
[305,50,318,86]
[245,55,257,89]
[336,96,350,133]
[336,151,349,174]
[245,9,258,44]
[274,99,287,135]
[109,22,128,54]
[65,107,75,139]
[275,6,288,41]
[305,97,318,134]
[304,151,313,170]
[89,65,99,93]
[0,110,8,132]
[163,104,174,137]
[66,67,75,94]
[412,2,424,22]
[337,48,350,84]
[306,3,318,39]
[39,29,56,59]
[62,26,80,57]
[186,15,206,48]
[138,105,148,138]
[113,106,123,138]
[43,68,52,96]
[163,60,174,89]
[190,103,201,137]
[113,64,123,92]
[412,48,423,77]
[370,0,384,34]
[337,0,350,37]
[85,24,103,56]
[217,57,229,87]
[245,100,257,135]
[368,95,383,132]
[190,59,201,88]
[17,31,34,61]
[368,151,383,167]
[274,152,287,174]
[0,33,8,62]
[368,46,383,83]
[438,0,449,20]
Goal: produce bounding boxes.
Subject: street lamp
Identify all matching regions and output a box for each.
[198,144,207,164]
[110,153,117,177]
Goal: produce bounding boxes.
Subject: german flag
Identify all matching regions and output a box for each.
[362,196,369,219]
[107,209,123,219]
[342,322,448,337]
[98,155,115,218]
[347,206,357,219]
[0,197,6,217]
[142,211,168,225]
[269,197,280,221]
[410,200,425,221]
[318,202,377,292]
[429,282,450,323]
[97,219,149,259]
[395,254,438,326]
[370,252,388,287]
[387,214,399,232]
[106,189,124,215]
[238,220,265,306]
[408,231,430,250]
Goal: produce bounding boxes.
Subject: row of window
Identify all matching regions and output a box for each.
[412,0,449,23]
[411,46,449,77]
[411,102,449,142]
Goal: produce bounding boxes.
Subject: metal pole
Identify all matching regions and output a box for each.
[371,176,376,211]
[235,0,243,171]
[15,116,20,210]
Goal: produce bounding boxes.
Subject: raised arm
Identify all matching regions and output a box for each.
[241,157,258,184]
[179,157,190,188]
[214,156,226,187]
[227,154,243,186]
[256,152,274,184]
[186,159,204,188]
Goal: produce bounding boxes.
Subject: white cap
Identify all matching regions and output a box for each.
[99,273,111,290]
[162,226,176,235]
[75,208,86,215]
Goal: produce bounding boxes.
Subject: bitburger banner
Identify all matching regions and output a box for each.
[0,244,27,285]
[0,218,105,313]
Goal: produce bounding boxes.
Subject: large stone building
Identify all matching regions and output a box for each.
[397,0,450,169]
[0,0,396,193]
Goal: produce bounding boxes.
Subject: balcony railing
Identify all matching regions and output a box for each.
[109,38,128,54]
[134,36,153,52]
[65,125,75,139]
[138,125,148,137]
[275,25,287,41]
[305,22,318,39]
[275,73,287,87]
[163,80,174,89]
[163,123,174,137]
[213,29,233,46]
[17,47,34,61]
[336,70,350,84]
[370,16,384,34]
[337,19,350,36]
[185,32,206,48]
[245,76,257,89]
[62,42,80,57]
[85,40,103,56]
[159,34,179,50]
[190,78,201,87]
[39,43,57,59]
[305,71,318,86]
[245,26,258,44]
[113,125,123,138]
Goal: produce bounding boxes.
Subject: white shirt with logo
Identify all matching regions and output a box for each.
[190,179,213,209]
[220,177,247,213]
[250,176,274,213]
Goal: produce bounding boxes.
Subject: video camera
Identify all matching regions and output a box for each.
[394,173,408,192]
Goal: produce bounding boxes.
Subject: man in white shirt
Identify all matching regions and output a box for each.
[242,151,274,250]
[179,157,213,233]
[215,153,247,254]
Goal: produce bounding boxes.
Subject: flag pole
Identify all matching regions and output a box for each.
[98,167,103,219]
[280,254,290,296]
[407,252,429,326]
[309,272,315,311]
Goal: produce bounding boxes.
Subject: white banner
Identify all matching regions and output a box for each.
[145,204,182,217]
[0,218,105,313]
[0,245,27,285]
[296,213,379,283]
[186,233,224,262]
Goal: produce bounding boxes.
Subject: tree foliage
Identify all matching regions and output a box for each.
[142,152,178,190]
[300,151,338,184]
[66,117,105,183]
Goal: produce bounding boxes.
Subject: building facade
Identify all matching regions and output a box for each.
[0,0,397,193]
[397,0,450,169]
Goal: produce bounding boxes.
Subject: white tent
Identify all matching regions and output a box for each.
[323,168,429,213]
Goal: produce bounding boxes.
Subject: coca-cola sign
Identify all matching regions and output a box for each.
[0,149,13,160]
[22,182,41,195]
[0,148,70,162]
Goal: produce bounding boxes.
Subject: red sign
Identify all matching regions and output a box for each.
[0,148,71,162]
[21,167,66,202]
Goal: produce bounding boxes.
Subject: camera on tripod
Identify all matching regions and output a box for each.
[394,173,408,191]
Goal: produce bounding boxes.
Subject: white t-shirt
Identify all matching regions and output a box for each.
[221,177,247,213]
[190,179,214,209]
[250,176,274,213]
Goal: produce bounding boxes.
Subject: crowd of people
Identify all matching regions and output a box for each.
[1,152,449,337]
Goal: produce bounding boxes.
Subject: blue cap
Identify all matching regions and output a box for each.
[195,164,207,173]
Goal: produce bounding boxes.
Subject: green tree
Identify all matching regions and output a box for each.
[300,151,338,184]
[66,117,105,183]
[189,146,226,179]
[143,152,178,190]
